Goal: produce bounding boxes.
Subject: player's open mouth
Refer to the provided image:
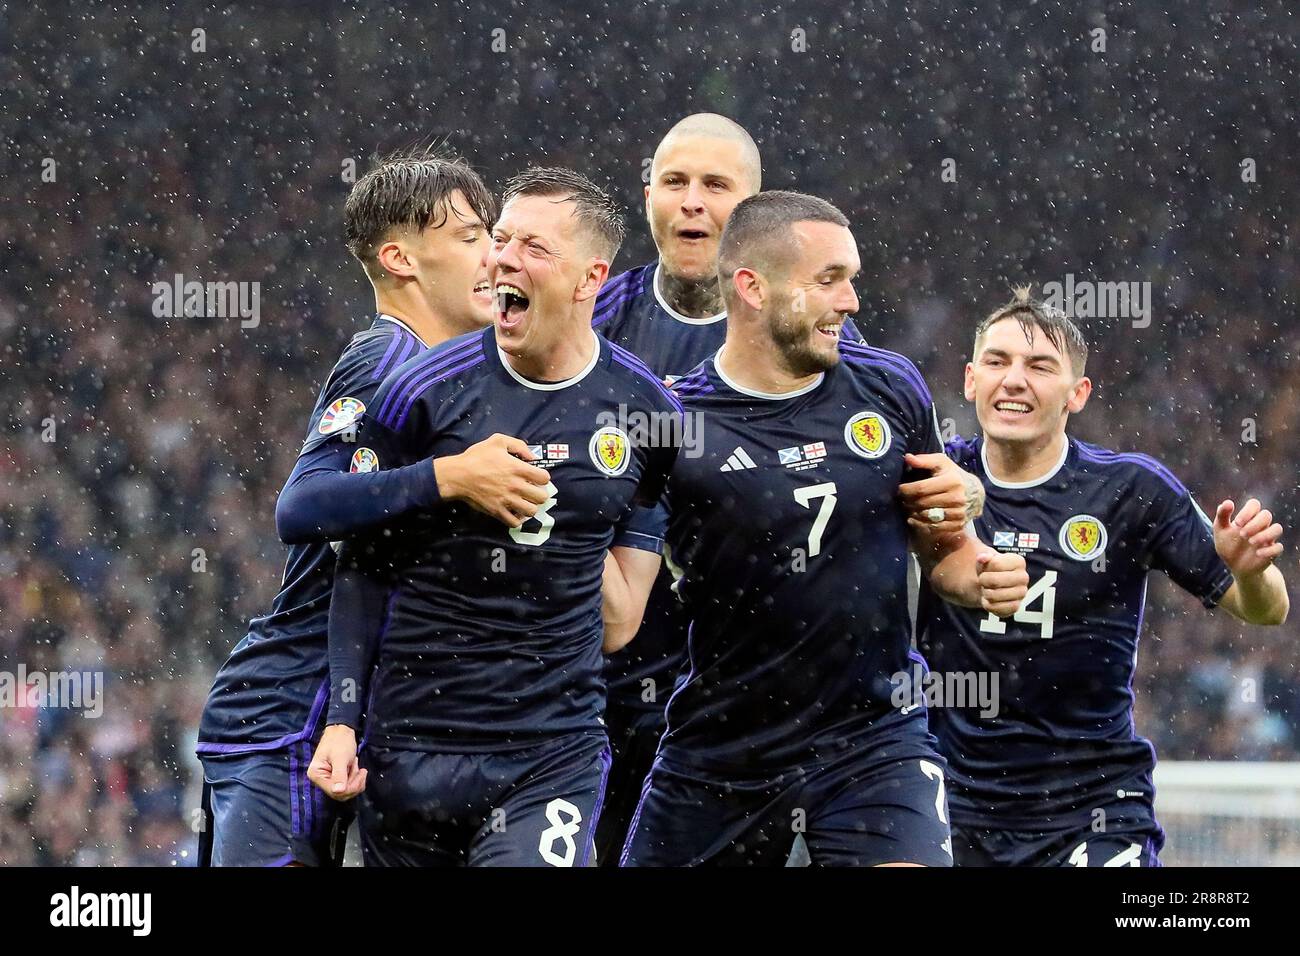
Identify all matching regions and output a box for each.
[495,283,530,327]
[677,228,709,242]
[816,323,841,339]
[473,280,492,302]
[994,400,1033,415]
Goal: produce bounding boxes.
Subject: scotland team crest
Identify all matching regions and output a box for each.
[844,411,891,459]
[1059,514,1108,560]
[349,447,379,473]
[318,396,365,435]
[589,426,630,476]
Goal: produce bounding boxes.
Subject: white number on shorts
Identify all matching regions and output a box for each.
[1068,842,1089,867]
[919,759,953,859]
[793,482,838,557]
[538,797,583,867]
[509,481,558,547]
[1103,843,1143,867]
[979,569,1057,639]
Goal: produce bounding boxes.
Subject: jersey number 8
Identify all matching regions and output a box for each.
[509,481,559,547]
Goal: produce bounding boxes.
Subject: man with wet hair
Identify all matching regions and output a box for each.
[621,192,1027,867]
[309,168,679,867]
[197,146,548,866]
[917,290,1289,867]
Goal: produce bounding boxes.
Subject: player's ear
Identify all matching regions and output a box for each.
[963,362,976,402]
[1067,376,1092,413]
[575,257,610,304]
[376,240,415,281]
[732,267,764,311]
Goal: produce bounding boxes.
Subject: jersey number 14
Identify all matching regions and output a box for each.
[979,569,1057,639]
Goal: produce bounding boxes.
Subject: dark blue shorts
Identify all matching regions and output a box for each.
[359,733,612,867]
[198,742,354,867]
[952,820,1164,867]
[593,704,664,867]
[621,729,953,867]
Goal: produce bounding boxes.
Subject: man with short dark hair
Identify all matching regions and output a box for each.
[196,146,550,866]
[592,116,891,864]
[620,191,1028,867]
[308,167,679,867]
[917,291,1289,867]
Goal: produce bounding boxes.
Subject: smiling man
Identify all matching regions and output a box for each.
[620,192,1027,867]
[196,147,532,867]
[916,289,1290,867]
[306,168,679,866]
[590,114,880,863]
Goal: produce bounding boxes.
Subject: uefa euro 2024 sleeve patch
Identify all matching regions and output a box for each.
[350,447,379,473]
[318,397,366,436]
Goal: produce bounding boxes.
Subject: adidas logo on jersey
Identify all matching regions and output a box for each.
[720,447,757,472]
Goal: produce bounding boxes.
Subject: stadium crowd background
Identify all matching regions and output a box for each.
[1,1,1296,864]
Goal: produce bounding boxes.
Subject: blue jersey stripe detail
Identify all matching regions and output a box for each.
[607,339,661,381]
[596,269,637,302]
[1075,442,1186,493]
[380,336,482,420]
[373,330,408,381]
[592,290,636,329]
[195,679,329,754]
[670,369,714,397]
[593,270,637,308]
[372,332,419,382]
[390,352,488,429]
[1074,444,1189,497]
[672,380,714,398]
[396,335,420,367]
[609,344,684,414]
[841,342,932,404]
[841,342,934,407]
[377,337,483,423]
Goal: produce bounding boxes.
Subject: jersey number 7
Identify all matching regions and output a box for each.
[794,482,838,557]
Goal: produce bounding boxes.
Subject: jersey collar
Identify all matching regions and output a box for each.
[496,329,601,391]
[980,434,1071,489]
[712,345,825,400]
[653,264,728,326]
[376,312,428,347]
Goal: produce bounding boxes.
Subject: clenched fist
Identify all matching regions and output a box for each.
[976,550,1029,617]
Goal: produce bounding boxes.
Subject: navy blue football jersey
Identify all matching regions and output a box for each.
[328,327,681,752]
[594,261,863,714]
[657,339,944,772]
[198,315,426,753]
[916,434,1234,830]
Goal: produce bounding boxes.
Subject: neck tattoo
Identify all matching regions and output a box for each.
[660,270,724,319]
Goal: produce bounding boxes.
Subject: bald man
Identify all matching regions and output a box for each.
[590,114,865,864]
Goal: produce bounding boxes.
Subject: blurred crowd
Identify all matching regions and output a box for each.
[1,1,1296,864]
